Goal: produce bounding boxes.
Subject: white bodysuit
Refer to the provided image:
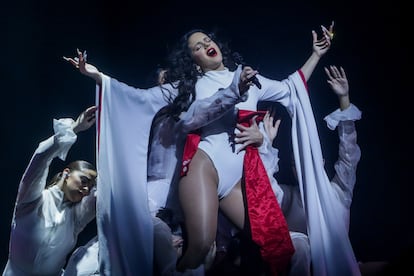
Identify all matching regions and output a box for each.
[3,118,96,276]
[96,65,361,275]
[195,68,296,198]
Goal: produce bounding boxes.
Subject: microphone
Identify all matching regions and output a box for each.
[248,73,262,89]
[232,52,262,89]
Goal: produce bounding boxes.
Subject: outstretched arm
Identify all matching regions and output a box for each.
[64,49,103,85]
[300,21,334,81]
[16,106,96,206]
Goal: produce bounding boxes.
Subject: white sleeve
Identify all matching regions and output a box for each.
[74,186,97,235]
[16,118,77,205]
[257,123,284,204]
[323,103,362,130]
[178,65,246,133]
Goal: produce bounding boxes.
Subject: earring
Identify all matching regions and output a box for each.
[195,65,202,74]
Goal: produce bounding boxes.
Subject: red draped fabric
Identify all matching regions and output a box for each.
[180,110,294,275]
[238,110,294,275]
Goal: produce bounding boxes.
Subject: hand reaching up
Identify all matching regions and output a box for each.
[324,65,350,110]
[63,49,102,84]
[72,106,98,134]
[312,21,334,57]
[263,110,281,144]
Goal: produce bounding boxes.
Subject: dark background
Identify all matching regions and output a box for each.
[1,0,407,271]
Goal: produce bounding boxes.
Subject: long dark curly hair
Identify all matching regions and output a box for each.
[162,29,241,120]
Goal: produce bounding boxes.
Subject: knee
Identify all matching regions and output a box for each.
[191,236,215,257]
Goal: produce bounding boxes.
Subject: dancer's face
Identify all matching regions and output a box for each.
[63,169,96,203]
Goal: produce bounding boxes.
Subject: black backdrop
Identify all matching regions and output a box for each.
[1,0,408,271]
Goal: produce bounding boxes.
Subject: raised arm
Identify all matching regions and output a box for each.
[300,21,334,81]
[16,106,97,206]
[63,49,103,85]
[324,65,350,110]
[323,66,362,211]
[72,105,97,134]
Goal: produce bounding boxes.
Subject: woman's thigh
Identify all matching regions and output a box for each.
[179,149,219,238]
[219,181,245,230]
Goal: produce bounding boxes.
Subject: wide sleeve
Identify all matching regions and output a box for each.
[95,74,174,276]
[254,71,304,113]
[288,72,361,275]
[15,118,77,206]
[326,104,362,211]
[177,65,246,133]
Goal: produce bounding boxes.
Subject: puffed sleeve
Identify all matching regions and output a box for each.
[326,104,362,209]
[16,118,77,206]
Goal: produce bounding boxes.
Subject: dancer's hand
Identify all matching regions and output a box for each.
[263,110,281,143]
[72,105,98,134]
[235,115,263,153]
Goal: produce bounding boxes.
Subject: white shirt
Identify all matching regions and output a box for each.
[3,119,96,276]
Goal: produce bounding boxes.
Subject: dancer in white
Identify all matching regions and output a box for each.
[259,65,362,275]
[3,106,97,276]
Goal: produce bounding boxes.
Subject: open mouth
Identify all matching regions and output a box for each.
[207,48,217,57]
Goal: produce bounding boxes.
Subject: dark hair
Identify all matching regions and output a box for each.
[47,160,97,188]
[156,207,181,233]
[164,29,240,119]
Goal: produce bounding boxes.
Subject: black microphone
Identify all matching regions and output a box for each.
[247,72,262,89]
[232,52,262,89]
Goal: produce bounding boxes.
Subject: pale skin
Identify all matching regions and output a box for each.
[324,65,350,110]
[63,49,257,95]
[56,106,97,203]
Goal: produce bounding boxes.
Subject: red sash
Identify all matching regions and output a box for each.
[181,110,294,275]
[238,110,294,275]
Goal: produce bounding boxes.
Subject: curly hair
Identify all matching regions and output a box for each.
[163,29,241,120]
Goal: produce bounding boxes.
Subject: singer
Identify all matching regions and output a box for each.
[233,52,262,89]
[65,23,353,276]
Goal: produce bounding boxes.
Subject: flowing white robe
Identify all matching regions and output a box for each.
[3,119,96,276]
[95,68,361,276]
[289,76,361,276]
[94,67,246,276]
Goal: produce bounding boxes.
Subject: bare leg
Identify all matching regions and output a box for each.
[220,182,267,275]
[219,181,245,229]
[177,149,220,270]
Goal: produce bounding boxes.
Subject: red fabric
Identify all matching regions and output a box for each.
[239,110,294,275]
[97,85,102,154]
[181,133,200,176]
[180,110,294,275]
[298,69,309,93]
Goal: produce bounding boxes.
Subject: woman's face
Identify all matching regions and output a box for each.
[187,32,224,72]
[64,169,97,203]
